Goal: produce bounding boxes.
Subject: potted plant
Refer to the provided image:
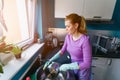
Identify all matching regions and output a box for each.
[11,45,22,59]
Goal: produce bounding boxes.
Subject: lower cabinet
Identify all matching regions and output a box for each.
[92,57,109,80]
[104,58,120,80]
[92,57,120,80]
[21,57,41,80]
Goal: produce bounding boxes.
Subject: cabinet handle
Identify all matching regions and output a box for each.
[92,57,98,60]
[91,65,96,68]
[108,58,112,65]
[93,16,102,19]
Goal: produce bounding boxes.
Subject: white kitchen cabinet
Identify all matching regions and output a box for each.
[92,57,109,80]
[54,0,84,18]
[54,0,116,20]
[83,0,116,20]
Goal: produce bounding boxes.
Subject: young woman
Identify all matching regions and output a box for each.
[44,13,92,80]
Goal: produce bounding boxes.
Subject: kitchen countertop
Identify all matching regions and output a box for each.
[0,43,44,80]
[93,50,120,58]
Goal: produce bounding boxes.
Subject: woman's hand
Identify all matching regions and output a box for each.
[43,60,51,70]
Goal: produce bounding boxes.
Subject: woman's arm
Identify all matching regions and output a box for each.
[79,36,92,70]
[60,35,68,54]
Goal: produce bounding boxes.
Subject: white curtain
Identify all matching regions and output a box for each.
[0,26,3,36]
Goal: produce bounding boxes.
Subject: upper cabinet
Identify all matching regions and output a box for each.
[83,0,116,21]
[54,0,84,18]
[54,0,116,21]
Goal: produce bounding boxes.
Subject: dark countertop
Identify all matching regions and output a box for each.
[92,45,120,58]
[93,50,120,58]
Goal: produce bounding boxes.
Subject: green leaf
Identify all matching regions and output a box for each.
[0,63,3,73]
[11,46,22,54]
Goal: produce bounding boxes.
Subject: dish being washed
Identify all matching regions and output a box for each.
[35,62,76,80]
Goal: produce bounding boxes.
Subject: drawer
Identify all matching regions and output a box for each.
[92,57,109,66]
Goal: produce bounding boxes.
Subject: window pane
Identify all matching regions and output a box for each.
[1,0,16,42]
[0,0,36,47]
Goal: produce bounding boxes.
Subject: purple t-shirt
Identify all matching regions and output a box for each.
[61,34,92,70]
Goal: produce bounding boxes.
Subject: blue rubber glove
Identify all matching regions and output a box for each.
[43,60,51,70]
[43,51,61,70]
[59,62,80,71]
[49,50,61,61]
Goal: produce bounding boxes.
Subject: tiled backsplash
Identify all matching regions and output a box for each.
[88,30,120,50]
[88,30,120,58]
[48,28,67,41]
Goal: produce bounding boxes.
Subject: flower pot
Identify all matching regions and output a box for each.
[15,53,21,59]
[0,52,14,65]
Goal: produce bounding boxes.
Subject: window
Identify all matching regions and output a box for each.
[0,0,37,47]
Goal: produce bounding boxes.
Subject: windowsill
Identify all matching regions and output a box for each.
[0,43,44,80]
